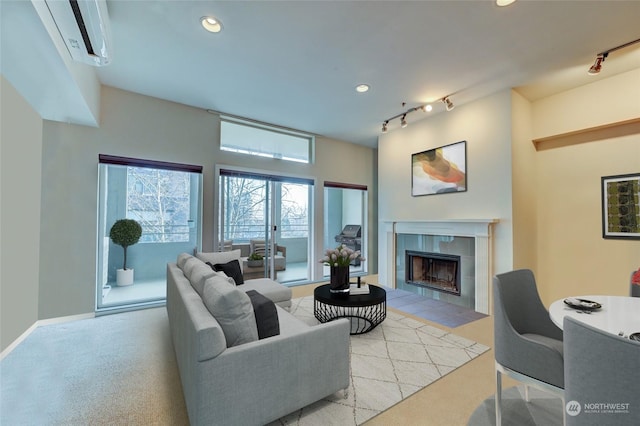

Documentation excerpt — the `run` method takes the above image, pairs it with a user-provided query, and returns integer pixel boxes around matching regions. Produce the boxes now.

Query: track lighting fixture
[380,99,454,133]
[587,38,640,75]
[442,96,454,111]
[588,53,607,75]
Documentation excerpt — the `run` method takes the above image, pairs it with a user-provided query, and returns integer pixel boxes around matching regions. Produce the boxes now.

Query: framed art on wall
[411,140,467,196]
[601,173,640,239]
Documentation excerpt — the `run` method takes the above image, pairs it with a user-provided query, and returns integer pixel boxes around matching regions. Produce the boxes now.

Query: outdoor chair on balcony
[249,239,286,271]
[218,239,233,252]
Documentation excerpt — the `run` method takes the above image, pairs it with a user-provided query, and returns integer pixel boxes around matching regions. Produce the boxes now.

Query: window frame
[219,116,314,164]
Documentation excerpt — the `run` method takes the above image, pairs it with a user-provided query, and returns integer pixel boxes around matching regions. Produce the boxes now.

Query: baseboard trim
[0,312,95,361]
[1,321,39,361]
[37,312,95,326]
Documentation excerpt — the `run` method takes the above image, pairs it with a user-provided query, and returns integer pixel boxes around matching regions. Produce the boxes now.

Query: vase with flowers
[319,244,365,294]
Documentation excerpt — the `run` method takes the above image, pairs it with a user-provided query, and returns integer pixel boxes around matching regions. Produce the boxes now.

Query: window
[126,167,192,243]
[279,183,309,238]
[97,155,203,311]
[219,173,311,242]
[220,117,313,164]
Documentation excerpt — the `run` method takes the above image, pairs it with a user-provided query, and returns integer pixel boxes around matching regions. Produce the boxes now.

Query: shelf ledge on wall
[532,117,640,151]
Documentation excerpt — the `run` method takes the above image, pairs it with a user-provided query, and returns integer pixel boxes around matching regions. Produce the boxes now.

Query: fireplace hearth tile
[384,287,487,328]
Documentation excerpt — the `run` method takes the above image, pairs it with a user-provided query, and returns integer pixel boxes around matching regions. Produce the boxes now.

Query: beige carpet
[0,307,189,425]
[1,299,488,425]
[271,297,490,425]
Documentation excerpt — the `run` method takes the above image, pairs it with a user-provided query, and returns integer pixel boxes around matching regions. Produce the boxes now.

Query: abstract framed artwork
[601,173,640,239]
[411,140,467,196]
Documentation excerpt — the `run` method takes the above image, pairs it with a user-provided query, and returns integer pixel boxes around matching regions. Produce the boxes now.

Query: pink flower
[319,244,365,267]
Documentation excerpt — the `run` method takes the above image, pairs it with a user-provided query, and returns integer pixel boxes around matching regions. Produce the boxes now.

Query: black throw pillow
[246,290,280,339]
[207,259,244,285]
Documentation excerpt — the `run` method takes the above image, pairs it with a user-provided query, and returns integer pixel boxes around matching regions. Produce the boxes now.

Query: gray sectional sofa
[166,252,351,426]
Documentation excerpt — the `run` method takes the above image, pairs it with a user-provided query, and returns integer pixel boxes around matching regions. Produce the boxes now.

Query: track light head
[401,114,408,128]
[420,104,433,113]
[443,97,454,111]
[382,121,388,133]
[588,53,607,75]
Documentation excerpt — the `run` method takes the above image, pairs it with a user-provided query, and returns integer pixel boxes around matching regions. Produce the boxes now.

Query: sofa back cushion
[196,249,241,265]
[177,252,193,269]
[202,275,259,347]
[182,256,202,278]
[188,263,221,296]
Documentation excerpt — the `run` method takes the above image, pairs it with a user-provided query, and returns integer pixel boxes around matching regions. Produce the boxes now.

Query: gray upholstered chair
[630,270,640,297]
[564,316,640,426]
[493,269,565,425]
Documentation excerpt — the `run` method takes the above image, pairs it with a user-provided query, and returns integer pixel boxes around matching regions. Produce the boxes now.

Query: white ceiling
[3,1,640,147]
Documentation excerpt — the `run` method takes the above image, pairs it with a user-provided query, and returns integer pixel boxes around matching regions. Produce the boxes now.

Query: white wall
[378,90,515,286]
[0,76,42,352]
[532,69,640,139]
[38,86,377,319]
[530,69,640,304]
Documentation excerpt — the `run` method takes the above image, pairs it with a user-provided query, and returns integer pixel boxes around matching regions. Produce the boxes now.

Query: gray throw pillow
[202,276,258,347]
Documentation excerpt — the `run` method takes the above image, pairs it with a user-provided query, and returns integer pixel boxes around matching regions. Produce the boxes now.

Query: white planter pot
[116,268,134,286]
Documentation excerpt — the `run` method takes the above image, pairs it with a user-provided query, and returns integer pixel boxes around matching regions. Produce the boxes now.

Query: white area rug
[270,297,490,425]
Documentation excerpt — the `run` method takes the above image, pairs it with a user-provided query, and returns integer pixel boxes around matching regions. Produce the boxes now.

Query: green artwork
[603,175,640,239]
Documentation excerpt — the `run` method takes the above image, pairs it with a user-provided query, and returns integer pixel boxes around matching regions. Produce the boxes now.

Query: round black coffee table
[314,284,386,335]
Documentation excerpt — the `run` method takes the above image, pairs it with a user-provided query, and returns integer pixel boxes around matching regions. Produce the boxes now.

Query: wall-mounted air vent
[44,0,112,66]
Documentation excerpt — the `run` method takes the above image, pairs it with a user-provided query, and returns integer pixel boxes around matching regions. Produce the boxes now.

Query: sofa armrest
[191,318,350,425]
[276,244,286,258]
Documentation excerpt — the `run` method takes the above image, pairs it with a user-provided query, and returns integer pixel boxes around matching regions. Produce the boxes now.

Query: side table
[314,284,386,335]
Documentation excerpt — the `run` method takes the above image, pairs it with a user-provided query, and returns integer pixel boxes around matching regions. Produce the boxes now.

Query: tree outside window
[126,167,191,243]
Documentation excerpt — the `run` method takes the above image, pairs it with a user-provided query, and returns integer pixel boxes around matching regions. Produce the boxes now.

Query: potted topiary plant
[247,252,264,268]
[109,218,142,286]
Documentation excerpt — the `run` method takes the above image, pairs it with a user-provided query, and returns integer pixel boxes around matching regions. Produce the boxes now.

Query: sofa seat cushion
[242,278,292,306]
[275,306,311,336]
[202,276,259,347]
[246,290,280,339]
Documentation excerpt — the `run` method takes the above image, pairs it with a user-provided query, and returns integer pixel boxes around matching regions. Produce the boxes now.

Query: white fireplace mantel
[379,219,498,314]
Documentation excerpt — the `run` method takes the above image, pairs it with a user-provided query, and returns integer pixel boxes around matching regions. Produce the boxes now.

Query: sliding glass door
[323,182,368,279]
[97,155,202,312]
[218,169,312,284]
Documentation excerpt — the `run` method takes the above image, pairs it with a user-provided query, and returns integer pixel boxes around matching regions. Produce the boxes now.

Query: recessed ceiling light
[496,0,516,6]
[201,16,223,33]
[355,84,370,93]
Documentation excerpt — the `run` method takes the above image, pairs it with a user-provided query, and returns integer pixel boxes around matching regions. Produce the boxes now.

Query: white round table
[549,295,640,336]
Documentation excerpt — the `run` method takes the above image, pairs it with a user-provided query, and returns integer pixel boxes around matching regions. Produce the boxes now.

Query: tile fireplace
[405,250,461,296]
[380,220,498,314]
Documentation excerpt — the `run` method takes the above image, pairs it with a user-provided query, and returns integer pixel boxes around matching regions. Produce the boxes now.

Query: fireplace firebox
[405,250,461,296]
